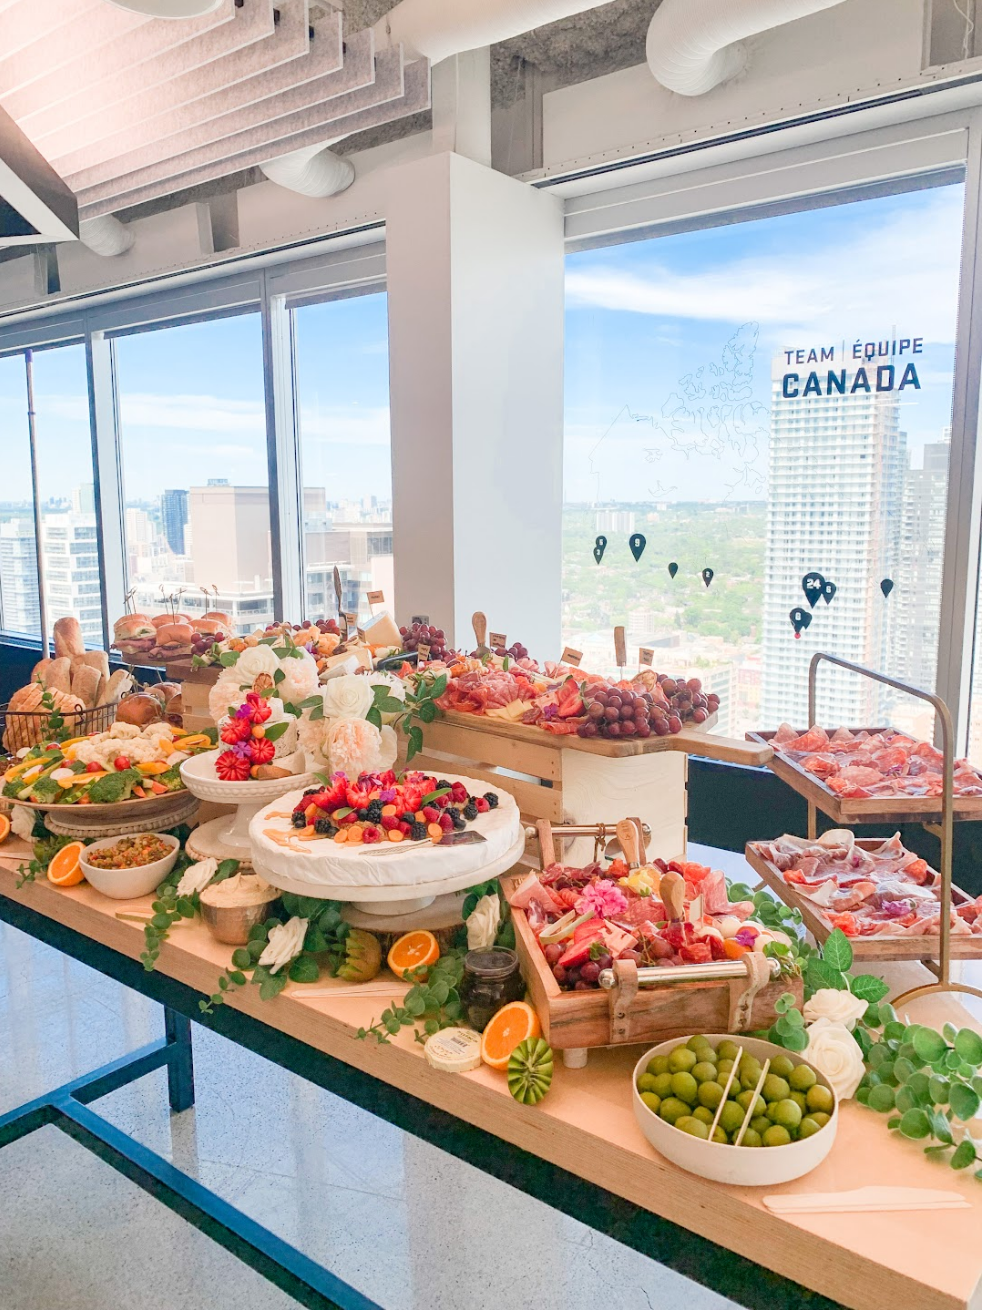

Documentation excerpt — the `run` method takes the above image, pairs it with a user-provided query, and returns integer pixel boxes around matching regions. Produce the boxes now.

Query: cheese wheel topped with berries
[249,769,521,891]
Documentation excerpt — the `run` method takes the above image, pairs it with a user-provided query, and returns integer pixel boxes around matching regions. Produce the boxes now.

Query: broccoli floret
[157,764,184,792]
[29,775,60,802]
[88,768,142,804]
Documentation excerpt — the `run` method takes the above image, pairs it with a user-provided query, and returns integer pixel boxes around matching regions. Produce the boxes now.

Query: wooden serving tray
[746,728,982,823]
[501,873,799,1052]
[745,838,982,962]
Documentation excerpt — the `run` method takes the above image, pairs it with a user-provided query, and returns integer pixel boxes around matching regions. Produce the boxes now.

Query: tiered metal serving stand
[752,651,982,1008]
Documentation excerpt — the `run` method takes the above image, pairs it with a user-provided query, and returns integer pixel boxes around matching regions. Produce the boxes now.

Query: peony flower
[803,1017,865,1100]
[235,643,281,682]
[377,725,398,770]
[297,713,331,770]
[466,894,502,950]
[321,675,373,721]
[575,881,629,920]
[276,649,319,706]
[258,917,308,974]
[209,669,246,722]
[176,857,218,897]
[803,988,869,1031]
[325,716,384,776]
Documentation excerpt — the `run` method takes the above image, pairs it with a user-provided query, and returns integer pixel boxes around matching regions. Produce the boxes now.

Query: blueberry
[356,808,369,821]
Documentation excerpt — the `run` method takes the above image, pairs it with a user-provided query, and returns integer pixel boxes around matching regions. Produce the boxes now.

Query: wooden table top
[2,837,981,1310]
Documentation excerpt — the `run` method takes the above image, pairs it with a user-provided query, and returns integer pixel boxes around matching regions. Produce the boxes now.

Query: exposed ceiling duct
[78,212,134,255]
[377,0,616,64]
[646,0,850,96]
[259,141,354,197]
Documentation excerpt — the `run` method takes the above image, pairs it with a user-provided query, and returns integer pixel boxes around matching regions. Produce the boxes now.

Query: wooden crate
[169,662,220,734]
[745,839,982,962]
[747,728,982,824]
[502,873,800,1053]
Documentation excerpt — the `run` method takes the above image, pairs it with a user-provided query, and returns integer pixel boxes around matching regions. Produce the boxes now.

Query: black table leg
[164,1006,194,1112]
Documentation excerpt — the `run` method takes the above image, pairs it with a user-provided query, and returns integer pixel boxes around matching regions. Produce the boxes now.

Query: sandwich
[113,614,156,657]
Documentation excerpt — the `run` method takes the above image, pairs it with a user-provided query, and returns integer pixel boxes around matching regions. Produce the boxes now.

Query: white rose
[10,805,37,842]
[258,917,308,974]
[803,1017,865,1101]
[466,894,501,950]
[321,674,373,721]
[176,857,218,897]
[236,643,281,682]
[803,987,869,1031]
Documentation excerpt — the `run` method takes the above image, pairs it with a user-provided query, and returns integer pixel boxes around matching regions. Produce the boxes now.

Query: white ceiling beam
[0,103,77,244]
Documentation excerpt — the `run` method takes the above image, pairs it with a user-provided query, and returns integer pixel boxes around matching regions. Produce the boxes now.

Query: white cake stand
[180,749,315,867]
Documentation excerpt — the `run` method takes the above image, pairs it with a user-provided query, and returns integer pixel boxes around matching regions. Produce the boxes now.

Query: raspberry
[422,806,439,824]
[398,821,412,835]
[435,792,451,808]
[362,826,381,844]
[380,815,399,831]
[450,782,468,803]
[474,796,490,813]
[438,812,453,832]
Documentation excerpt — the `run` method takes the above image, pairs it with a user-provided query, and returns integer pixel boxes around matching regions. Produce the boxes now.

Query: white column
[386,151,565,658]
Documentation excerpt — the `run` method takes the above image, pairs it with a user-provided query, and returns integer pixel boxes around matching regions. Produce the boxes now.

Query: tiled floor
[0,919,740,1310]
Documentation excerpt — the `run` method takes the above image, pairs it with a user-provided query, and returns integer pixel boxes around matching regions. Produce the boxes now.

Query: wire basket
[0,700,117,756]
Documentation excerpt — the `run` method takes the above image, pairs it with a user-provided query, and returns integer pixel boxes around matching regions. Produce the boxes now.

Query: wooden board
[747,729,982,823]
[745,839,982,962]
[3,842,982,1310]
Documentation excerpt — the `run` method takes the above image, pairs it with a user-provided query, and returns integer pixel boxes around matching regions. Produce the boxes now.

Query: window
[564,183,964,737]
[113,314,269,636]
[0,354,39,638]
[293,292,393,623]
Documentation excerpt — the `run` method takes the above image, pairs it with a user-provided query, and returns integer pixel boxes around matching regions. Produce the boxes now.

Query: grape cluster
[576,677,719,740]
[541,942,631,991]
[190,632,225,655]
[399,621,453,661]
[473,640,529,660]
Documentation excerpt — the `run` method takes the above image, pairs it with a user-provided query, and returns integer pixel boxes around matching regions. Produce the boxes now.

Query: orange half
[480,1001,541,1070]
[0,813,10,844]
[47,842,86,887]
[387,929,439,980]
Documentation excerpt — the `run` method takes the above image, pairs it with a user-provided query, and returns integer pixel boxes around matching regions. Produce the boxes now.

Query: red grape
[544,943,563,965]
[580,961,601,984]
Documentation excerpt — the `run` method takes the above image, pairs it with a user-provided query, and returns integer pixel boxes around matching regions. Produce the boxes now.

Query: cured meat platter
[745,833,982,961]
[746,725,982,823]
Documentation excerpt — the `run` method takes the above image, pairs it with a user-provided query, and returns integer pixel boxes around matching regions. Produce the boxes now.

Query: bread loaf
[97,668,134,706]
[74,650,110,684]
[53,616,85,659]
[70,664,101,709]
[3,683,85,752]
[32,656,72,695]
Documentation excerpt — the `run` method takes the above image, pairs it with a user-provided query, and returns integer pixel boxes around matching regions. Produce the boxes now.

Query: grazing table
[1,838,981,1310]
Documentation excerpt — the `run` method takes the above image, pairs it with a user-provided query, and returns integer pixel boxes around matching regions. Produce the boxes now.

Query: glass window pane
[293,292,393,623]
[114,314,269,637]
[564,183,964,736]
[31,344,104,648]
[0,355,39,638]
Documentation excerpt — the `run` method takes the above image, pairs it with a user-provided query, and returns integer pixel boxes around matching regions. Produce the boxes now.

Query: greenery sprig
[357,950,466,1045]
[141,855,239,972]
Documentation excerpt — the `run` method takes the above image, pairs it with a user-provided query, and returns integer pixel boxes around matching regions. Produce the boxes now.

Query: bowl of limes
[632,1033,838,1186]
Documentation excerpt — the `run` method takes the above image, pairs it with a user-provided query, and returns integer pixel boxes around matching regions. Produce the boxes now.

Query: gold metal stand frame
[807,652,982,1007]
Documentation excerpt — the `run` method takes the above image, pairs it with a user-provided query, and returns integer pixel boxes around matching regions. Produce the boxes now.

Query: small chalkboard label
[639,647,654,667]
[357,627,366,641]
[345,612,359,633]
[417,642,432,661]
[561,646,583,666]
[367,590,384,607]
[489,632,507,650]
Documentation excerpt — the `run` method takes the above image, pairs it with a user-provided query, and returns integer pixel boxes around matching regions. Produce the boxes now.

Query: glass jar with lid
[460,948,525,1031]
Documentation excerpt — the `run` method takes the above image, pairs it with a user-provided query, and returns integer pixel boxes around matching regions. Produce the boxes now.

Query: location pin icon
[629,533,646,562]
[822,580,837,605]
[701,567,714,588]
[880,578,894,598]
[667,562,679,579]
[802,572,825,609]
[593,535,607,565]
[790,606,812,639]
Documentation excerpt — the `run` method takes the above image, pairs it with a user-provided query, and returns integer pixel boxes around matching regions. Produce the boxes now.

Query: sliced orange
[387,929,440,980]
[0,812,10,844]
[47,841,86,887]
[480,1001,541,1070]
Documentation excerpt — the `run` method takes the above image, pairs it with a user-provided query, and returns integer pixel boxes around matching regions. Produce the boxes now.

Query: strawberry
[398,821,412,835]
[215,750,251,782]
[346,786,372,810]
[249,737,276,764]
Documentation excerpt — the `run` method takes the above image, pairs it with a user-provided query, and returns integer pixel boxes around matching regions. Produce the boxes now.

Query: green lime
[770,1054,795,1080]
[736,1089,765,1118]
[809,1111,831,1128]
[658,1096,690,1125]
[770,1098,802,1129]
[692,1061,718,1084]
[789,1063,817,1092]
[637,1073,659,1094]
[669,1047,697,1074]
[798,1116,823,1139]
[750,1115,772,1136]
[697,1080,724,1110]
[789,1090,808,1114]
[686,1035,708,1053]
[717,1040,740,1062]
[692,1105,714,1125]
[762,1074,791,1103]
[762,1124,792,1147]
[650,1072,674,1099]
[678,1117,710,1139]
[717,1059,734,1079]
[740,1128,763,1148]
[711,1126,728,1144]
[806,1085,834,1114]
[640,1092,662,1114]
[670,1071,699,1104]
[718,1101,745,1135]
[647,1055,671,1077]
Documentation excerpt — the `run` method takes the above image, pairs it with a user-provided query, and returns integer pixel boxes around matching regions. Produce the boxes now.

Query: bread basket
[0,700,118,754]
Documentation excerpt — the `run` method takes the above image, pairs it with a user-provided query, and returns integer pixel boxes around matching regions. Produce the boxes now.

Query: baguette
[53,616,85,660]
[97,668,134,706]
[70,664,102,709]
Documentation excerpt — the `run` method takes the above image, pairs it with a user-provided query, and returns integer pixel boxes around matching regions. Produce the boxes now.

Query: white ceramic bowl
[179,749,313,804]
[80,832,181,900]
[632,1033,838,1186]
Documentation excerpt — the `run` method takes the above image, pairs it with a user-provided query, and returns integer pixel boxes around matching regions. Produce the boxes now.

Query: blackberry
[447,806,461,823]
[401,811,416,824]
[451,813,466,831]
[410,821,428,842]
[291,812,307,828]
[303,788,318,797]
[356,808,369,821]
[462,803,478,821]
[483,792,499,808]
[314,818,336,836]
[436,779,451,790]
[365,800,383,824]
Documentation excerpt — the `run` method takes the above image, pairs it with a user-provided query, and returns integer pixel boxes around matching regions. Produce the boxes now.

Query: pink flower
[575,881,628,920]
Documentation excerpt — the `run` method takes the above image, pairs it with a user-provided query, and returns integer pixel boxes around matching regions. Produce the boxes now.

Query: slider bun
[154,623,194,645]
[151,613,191,629]
[202,611,232,628]
[114,614,155,640]
[194,618,226,637]
[115,693,165,727]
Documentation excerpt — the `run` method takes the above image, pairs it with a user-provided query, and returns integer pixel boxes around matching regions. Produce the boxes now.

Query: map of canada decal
[780,336,923,398]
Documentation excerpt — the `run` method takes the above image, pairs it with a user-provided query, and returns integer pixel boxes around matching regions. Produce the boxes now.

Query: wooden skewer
[708,1044,744,1141]
[287,984,408,999]
[734,1056,770,1147]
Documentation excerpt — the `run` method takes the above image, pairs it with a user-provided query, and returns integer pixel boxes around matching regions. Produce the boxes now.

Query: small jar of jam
[460,948,525,1031]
